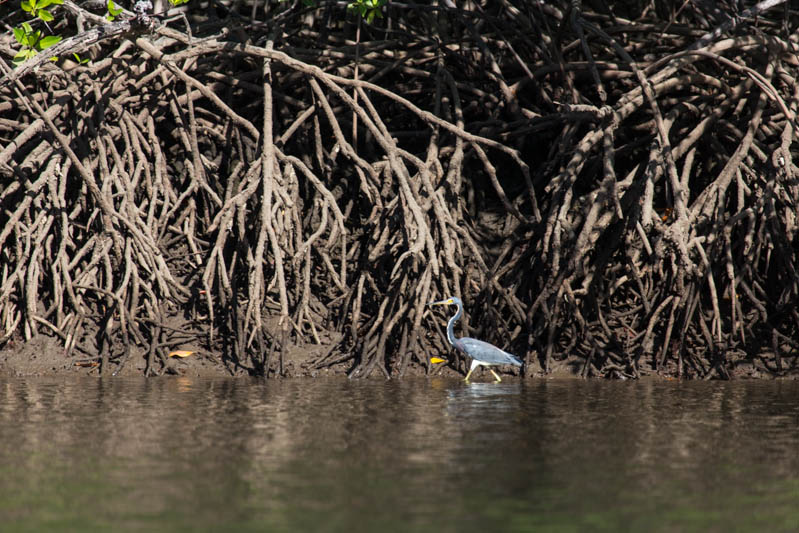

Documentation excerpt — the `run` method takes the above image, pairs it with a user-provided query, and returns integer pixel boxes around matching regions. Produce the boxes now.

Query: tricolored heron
[428,297,522,382]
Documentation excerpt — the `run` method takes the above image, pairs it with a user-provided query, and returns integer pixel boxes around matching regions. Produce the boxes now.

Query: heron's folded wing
[460,337,522,366]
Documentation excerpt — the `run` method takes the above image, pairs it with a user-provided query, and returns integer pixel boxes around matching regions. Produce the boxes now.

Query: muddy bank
[0,332,790,381]
[0,333,338,379]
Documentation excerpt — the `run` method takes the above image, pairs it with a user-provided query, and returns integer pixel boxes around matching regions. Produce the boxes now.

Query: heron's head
[428,296,462,307]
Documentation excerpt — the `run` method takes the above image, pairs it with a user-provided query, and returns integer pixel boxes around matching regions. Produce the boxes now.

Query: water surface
[0,377,797,532]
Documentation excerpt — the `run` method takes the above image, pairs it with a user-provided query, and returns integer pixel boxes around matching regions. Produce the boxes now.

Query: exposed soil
[0,330,787,381]
[0,327,345,378]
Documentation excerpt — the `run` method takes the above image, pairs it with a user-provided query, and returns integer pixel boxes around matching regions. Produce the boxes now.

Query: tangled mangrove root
[0,0,798,378]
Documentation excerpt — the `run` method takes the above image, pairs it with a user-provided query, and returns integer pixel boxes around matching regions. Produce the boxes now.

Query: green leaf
[22,22,33,33]
[107,0,122,16]
[39,35,62,49]
[38,9,54,21]
[12,27,25,44]
[21,1,33,12]
[24,31,40,47]
[13,48,37,66]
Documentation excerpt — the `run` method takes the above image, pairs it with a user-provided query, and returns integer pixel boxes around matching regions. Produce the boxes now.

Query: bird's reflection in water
[444,381,524,417]
[437,382,527,456]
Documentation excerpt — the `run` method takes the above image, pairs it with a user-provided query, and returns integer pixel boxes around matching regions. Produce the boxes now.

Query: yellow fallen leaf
[169,350,195,358]
[430,357,447,364]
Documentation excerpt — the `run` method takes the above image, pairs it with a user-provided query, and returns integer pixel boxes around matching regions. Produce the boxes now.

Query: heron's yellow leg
[489,369,502,382]
[464,368,474,382]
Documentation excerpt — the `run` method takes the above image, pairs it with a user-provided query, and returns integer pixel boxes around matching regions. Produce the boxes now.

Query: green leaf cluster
[12,0,64,66]
[347,0,386,24]
[11,0,194,68]
[20,0,63,22]
[12,21,62,66]
[106,0,123,21]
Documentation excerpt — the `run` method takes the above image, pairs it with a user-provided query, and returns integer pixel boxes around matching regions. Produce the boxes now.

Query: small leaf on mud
[169,350,195,358]
[430,357,447,364]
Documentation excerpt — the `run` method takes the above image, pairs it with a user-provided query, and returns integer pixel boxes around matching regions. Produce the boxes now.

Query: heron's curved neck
[446,303,462,345]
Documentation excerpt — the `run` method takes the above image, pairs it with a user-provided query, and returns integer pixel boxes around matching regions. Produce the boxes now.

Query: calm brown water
[0,376,797,532]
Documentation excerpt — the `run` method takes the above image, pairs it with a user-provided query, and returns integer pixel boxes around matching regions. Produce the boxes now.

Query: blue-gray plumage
[429,296,522,382]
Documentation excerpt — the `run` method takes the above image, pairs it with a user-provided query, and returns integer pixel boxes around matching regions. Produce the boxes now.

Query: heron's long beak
[428,298,454,306]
